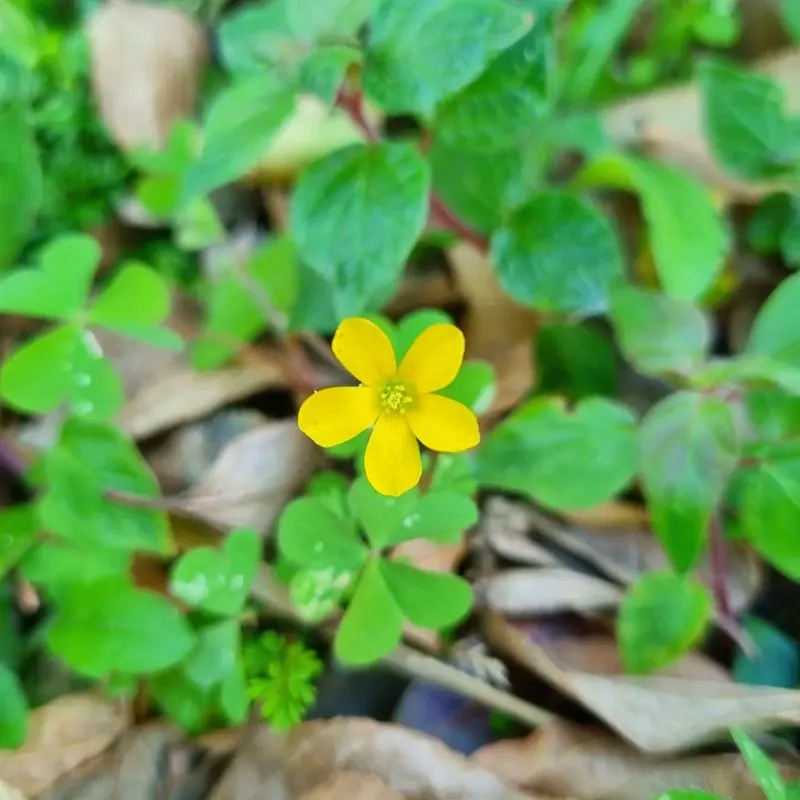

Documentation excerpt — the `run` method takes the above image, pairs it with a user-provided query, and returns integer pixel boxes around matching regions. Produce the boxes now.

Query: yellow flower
[298,317,480,497]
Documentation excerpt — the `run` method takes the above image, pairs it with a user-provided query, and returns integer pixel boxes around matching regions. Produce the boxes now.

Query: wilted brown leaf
[87,0,208,151]
[296,771,405,800]
[0,693,127,797]
[166,418,317,535]
[448,243,538,416]
[474,719,800,800]
[478,569,622,617]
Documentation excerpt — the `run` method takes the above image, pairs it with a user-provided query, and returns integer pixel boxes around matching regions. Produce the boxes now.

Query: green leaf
[477,397,637,509]
[747,273,800,367]
[734,616,799,689]
[290,141,430,316]
[150,668,208,733]
[578,154,729,302]
[0,504,37,579]
[278,497,366,570]
[439,361,497,415]
[491,191,624,314]
[436,24,552,150]
[290,566,354,622]
[48,579,194,678]
[184,620,239,688]
[699,60,800,181]
[0,663,27,749]
[783,0,800,41]
[746,390,800,441]
[348,478,419,550]
[89,262,171,329]
[693,356,800,397]
[0,325,124,420]
[379,559,472,628]
[535,322,616,400]
[182,76,296,203]
[394,490,479,545]
[618,572,712,674]
[300,45,362,104]
[335,558,403,665]
[0,0,37,67]
[175,197,225,251]
[639,392,739,572]
[393,309,453,359]
[364,0,531,115]
[38,419,170,554]
[0,234,100,320]
[429,453,477,495]
[23,541,131,595]
[306,470,350,517]
[217,0,295,74]
[740,440,800,579]
[0,103,41,269]
[748,193,800,268]
[731,727,787,800]
[609,284,711,376]
[287,0,372,40]
[170,528,261,616]
[220,657,249,724]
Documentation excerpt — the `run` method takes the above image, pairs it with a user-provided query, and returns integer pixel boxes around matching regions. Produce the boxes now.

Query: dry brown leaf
[167,418,317,535]
[448,243,538,416]
[560,501,649,531]
[478,569,623,617]
[296,771,405,800]
[0,693,127,797]
[0,782,26,800]
[486,614,800,754]
[474,719,800,800]
[87,0,207,151]
[211,719,524,800]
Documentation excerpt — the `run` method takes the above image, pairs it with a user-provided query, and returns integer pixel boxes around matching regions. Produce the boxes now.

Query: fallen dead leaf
[473,719,800,800]
[296,771,405,800]
[448,243,538,416]
[0,782,26,800]
[167,418,317,535]
[87,0,208,151]
[560,501,649,531]
[0,693,127,797]
[478,569,623,617]
[211,719,526,800]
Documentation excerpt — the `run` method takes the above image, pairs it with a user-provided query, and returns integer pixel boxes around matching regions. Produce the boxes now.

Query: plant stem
[709,514,731,619]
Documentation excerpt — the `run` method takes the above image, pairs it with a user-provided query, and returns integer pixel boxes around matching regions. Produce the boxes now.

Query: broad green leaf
[184,620,239,688]
[578,154,729,302]
[380,559,472,628]
[439,361,497,415]
[693,356,800,397]
[170,528,260,616]
[390,490,479,546]
[491,191,624,314]
[220,658,249,724]
[734,616,799,689]
[430,139,523,232]
[731,727,787,800]
[23,541,131,594]
[290,141,430,316]
[393,309,453,359]
[306,470,350,518]
[89,262,171,329]
[348,477,419,549]
[0,663,27,749]
[0,325,124,420]
[477,397,637,509]
[278,497,366,569]
[290,566,354,622]
[150,668,208,733]
[429,453,477,495]
[535,322,616,400]
[364,0,531,115]
[740,440,800,579]
[287,0,372,40]
[300,45,362,104]
[618,571,712,674]
[287,258,339,334]
[609,284,711,376]
[38,419,169,554]
[639,392,738,572]
[217,0,294,74]
[335,558,403,665]
[0,234,100,319]
[747,273,800,367]
[783,0,800,41]
[182,76,296,202]
[0,0,37,67]
[699,60,799,181]
[0,103,41,269]
[175,197,225,251]
[748,193,800,268]
[746,390,800,441]
[48,579,194,677]
[436,25,552,150]
[0,504,37,578]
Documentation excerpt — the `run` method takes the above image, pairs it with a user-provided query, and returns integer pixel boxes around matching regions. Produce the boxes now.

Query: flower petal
[332,317,396,386]
[398,323,464,393]
[407,393,480,452]
[298,386,378,448]
[364,414,421,497]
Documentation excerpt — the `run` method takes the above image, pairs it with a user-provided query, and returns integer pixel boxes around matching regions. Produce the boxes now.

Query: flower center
[379,380,415,414]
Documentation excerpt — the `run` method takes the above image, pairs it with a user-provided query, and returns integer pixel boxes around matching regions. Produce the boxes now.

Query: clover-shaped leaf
[290,566,356,622]
[348,478,420,549]
[170,528,261,616]
[89,261,171,329]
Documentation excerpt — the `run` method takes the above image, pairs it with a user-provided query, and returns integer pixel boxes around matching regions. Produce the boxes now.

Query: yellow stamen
[379,381,414,414]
